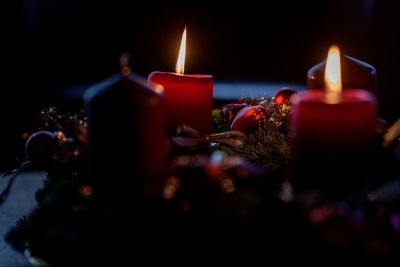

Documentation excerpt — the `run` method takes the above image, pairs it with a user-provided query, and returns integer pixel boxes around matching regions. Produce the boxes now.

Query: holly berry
[230,106,268,132]
[274,87,296,106]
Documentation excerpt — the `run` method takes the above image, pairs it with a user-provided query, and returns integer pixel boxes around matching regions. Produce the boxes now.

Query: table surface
[0,171,47,267]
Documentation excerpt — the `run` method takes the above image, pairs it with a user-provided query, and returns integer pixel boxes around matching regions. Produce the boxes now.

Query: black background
[1,0,400,168]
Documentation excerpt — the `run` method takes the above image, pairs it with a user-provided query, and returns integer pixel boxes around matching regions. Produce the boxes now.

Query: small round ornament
[25,131,67,167]
[230,106,268,132]
[221,103,248,124]
[273,87,296,106]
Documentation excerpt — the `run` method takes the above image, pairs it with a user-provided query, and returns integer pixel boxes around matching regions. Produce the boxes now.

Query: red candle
[84,69,169,194]
[307,54,377,94]
[290,46,377,194]
[148,27,213,135]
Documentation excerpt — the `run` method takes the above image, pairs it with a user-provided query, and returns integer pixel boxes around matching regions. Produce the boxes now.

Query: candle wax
[84,72,168,195]
[290,89,377,196]
[148,71,213,135]
[307,55,377,94]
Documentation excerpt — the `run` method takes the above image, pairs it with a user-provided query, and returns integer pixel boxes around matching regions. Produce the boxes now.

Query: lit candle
[290,46,377,195]
[148,27,213,135]
[307,51,377,94]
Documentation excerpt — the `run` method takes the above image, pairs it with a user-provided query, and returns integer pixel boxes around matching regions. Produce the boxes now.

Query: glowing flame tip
[175,27,187,74]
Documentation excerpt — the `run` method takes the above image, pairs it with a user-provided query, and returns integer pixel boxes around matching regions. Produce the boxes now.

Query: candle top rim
[84,72,163,103]
[149,71,213,79]
[308,55,376,77]
[295,89,377,104]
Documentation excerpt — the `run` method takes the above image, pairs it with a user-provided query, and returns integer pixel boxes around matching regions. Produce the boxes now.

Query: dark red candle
[291,46,377,195]
[291,89,377,160]
[84,71,168,195]
[148,27,213,135]
[307,54,377,94]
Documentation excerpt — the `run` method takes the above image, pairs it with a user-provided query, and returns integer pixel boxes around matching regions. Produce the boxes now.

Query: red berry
[230,106,268,132]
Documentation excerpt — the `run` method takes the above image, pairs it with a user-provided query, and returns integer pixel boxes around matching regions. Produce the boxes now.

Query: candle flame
[175,27,187,74]
[324,45,342,103]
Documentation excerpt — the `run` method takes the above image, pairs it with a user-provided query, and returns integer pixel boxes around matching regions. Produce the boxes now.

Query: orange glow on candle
[175,27,187,74]
[324,45,342,103]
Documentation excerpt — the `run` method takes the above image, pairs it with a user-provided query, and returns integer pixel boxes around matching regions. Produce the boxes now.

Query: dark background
[1,0,400,168]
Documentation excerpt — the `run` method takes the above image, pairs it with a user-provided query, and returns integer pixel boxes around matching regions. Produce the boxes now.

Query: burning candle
[307,52,377,94]
[148,27,213,135]
[290,46,377,196]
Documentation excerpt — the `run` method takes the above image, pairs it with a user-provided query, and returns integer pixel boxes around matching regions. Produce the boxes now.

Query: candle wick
[324,90,341,104]
[119,52,131,76]
[324,79,342,104]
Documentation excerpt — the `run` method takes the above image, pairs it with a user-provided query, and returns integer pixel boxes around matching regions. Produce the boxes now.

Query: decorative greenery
[5,107,90,266]
[211,96,292,169]
[6,96,400,265]
[35,106,87,145]
[213,129,290,169]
